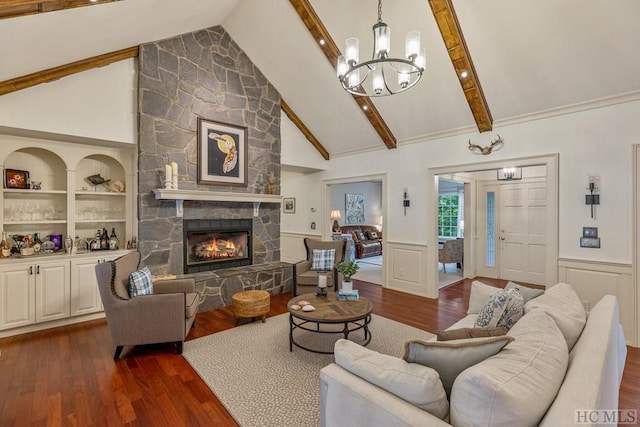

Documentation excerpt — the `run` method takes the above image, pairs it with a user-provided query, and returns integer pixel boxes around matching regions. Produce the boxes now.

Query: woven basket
[233,290,270,320]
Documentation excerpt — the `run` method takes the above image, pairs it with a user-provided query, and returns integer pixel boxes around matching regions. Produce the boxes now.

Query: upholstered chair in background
[438,239,464,273]
[293,238,346,296]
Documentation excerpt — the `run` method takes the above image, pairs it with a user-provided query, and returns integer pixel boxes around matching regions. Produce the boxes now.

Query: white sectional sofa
[319,284,627,427]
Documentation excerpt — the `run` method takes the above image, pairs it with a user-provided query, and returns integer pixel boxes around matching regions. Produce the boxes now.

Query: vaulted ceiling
[1,0,639,158]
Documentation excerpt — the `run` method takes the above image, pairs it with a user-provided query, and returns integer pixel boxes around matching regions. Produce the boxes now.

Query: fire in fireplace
[183,219,252,273]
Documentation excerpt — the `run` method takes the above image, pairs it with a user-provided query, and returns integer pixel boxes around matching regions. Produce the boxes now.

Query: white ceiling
[1,0,639,157]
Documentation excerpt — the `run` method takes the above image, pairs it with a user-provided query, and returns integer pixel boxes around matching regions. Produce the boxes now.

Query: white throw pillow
[467,280,501,314]
[524,282,586,351]
[403,336,513,397]
[450,309,569,427]
[334,339,449,420]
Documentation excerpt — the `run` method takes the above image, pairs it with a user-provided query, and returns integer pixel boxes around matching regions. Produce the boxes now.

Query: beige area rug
[183,312,434,427]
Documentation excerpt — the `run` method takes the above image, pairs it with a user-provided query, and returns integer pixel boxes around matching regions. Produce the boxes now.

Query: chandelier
[336,0,425,97]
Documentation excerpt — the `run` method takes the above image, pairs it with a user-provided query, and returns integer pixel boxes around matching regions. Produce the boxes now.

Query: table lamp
[330,210,342,233]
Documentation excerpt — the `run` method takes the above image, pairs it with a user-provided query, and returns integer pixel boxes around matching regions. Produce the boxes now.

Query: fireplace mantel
[152,188,282,217]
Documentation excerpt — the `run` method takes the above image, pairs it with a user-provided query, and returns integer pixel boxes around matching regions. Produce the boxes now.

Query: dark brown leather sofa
[339,225,382,259]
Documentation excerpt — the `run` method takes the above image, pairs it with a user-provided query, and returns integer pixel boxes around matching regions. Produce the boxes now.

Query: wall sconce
[497,167,522,181]
[403,189,410,216]
[586,177,600,219]
[330,210,341,233]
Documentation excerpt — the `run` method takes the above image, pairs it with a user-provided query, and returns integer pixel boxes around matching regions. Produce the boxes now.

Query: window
[486,192,496,267]
[438,195,459,237]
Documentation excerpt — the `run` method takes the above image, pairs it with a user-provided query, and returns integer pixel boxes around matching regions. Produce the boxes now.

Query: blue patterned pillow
[474,288,524,329]
[311,249,336,271]
[129,266,154,297]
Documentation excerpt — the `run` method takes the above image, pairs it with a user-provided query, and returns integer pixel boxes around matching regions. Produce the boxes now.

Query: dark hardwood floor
[0,278,638,426]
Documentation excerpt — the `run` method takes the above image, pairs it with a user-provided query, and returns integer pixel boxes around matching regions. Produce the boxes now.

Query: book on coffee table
[338,289,359,301]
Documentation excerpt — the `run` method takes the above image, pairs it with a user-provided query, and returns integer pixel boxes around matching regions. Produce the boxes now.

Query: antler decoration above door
[468,135,503,155]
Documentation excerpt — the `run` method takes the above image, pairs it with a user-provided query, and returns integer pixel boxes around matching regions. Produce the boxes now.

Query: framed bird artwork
[197,118,248,186]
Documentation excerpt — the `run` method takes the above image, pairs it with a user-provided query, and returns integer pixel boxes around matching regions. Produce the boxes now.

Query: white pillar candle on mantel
[171,162,178,176]
[318,275,327,288]
[165,164,172,183]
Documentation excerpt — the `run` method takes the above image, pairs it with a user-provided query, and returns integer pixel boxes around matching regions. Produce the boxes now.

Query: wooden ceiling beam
[428,0,493,132]
[0,0,119,20]
[289,0,397,150]
[0,46,138,96]
[281,99,330,160]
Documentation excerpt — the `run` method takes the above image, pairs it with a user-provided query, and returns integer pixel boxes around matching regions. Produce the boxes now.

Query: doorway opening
[322,173,388,286]
[426,155,559,299]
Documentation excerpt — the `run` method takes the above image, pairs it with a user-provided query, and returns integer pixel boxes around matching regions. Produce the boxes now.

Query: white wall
[0,59,137,144]
[317,101,640,264]
[280,168,323,235]
[329,181,382,227]
[281,113,327,170]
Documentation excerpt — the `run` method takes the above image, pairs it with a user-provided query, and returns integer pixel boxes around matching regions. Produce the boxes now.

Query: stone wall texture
[137,26,282,280]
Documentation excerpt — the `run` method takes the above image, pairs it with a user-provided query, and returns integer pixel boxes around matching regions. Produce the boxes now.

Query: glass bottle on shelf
[1,231,11,258]
[33,233,43,254]
[100,228,108,250]
[109,228,119,250]
[91,230,101,251]
[65,235,73,254]
[74,235,81,254]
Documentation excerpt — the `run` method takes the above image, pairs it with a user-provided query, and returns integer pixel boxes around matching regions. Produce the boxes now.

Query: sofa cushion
[467,280,501,314]
[129,266,154,297]
[524,282,586,351]
[505,280,544,304]
[450,309,569,427]
[403,336,513,397]
[311,248,335,271]
[334,339,449,419]
[437,327,508,341]
[475,288,524,329]
[366,230,379,240]
[354,229,366,241]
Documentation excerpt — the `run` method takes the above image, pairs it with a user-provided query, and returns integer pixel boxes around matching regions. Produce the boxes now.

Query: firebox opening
[183,219,253,274]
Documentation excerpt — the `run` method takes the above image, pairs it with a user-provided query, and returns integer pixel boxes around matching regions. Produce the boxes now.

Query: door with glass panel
[477,181,547,285]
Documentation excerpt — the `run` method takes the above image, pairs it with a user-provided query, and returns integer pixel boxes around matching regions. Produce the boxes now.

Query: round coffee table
[288,293,373,354]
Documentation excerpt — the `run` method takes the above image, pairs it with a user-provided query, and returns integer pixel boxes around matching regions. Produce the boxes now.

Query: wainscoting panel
[558,258,635,346]
[386,241,429,297]
[280,232,322,264]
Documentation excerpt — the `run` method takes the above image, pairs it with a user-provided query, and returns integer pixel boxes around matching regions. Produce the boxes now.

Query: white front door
[498,182,548,285]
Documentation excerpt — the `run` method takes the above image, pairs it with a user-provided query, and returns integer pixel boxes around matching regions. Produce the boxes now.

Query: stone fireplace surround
[136,25,293,311]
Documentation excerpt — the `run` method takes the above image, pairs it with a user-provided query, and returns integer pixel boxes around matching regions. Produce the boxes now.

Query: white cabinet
[0,258,70,329]
[70,253,122,316]
[35,260,70,322]
[0,262,35,329]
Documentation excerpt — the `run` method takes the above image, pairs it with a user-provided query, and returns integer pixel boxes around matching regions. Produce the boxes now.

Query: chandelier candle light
[337,0,425,96]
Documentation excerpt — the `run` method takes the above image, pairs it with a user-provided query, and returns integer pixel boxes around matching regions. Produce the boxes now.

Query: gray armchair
[293,238,346,296]
[438,239,464,273]
[95,252,199,359]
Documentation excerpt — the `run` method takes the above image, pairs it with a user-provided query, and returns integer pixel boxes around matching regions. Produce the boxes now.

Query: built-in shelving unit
[0,133,136,337]
[152,188,282,217]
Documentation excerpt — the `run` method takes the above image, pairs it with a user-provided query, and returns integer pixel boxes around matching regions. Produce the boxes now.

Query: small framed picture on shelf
[4,169,29,189]
[283,197,296,214]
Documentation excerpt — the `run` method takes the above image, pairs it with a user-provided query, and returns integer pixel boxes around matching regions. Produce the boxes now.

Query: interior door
[498,182,547,285]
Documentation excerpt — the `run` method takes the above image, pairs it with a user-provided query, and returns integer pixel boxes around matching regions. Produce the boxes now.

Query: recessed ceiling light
[319,39,325,45]
[362,105,368,111]
[460,70,468,78]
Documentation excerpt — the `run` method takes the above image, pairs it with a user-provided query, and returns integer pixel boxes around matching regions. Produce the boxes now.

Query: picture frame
[283,197,296,214]
[4,169,29,189]
[345,193,365,224]
[582,227,598,238]
[580,237,601,248]
[197,118,248,187]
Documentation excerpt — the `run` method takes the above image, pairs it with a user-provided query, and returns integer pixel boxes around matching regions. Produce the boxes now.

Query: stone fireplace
[183,218,252,273]
[136,25,293,309]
